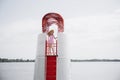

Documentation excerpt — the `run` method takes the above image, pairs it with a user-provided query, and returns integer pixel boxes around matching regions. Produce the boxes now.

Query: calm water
[0,62,120,80]
[0,62,34,80]
[71,62,120,80]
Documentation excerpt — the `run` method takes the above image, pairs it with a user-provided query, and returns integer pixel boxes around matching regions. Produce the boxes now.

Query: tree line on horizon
[1,58,120,62]
[71,59,120,62]
[0,58,35,62]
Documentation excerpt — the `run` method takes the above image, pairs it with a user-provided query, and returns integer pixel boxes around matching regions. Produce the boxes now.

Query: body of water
[71,62,120,80]
[0,62,120,80]
[0,62,34,80]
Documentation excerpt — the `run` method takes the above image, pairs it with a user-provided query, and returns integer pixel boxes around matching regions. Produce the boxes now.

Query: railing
[45,40,57,56]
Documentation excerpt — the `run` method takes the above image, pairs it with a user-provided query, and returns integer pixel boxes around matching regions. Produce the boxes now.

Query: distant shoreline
[71,59,120,62]
[1,58,120,62]
[0,58,35,62]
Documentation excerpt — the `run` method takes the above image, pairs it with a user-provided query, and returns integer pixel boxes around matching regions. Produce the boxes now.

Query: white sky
[0,0,120,59]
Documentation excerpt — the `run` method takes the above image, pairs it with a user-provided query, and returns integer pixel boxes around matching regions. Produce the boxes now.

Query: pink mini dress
[48,35,54,44]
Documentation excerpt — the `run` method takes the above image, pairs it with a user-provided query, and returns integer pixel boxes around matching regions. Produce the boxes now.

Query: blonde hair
[47,30,54,36]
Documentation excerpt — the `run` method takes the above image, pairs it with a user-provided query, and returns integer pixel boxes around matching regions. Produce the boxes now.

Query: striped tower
[34,13,69,80]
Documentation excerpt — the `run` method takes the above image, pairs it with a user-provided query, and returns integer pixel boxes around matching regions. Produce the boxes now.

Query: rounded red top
[42,13,64,33]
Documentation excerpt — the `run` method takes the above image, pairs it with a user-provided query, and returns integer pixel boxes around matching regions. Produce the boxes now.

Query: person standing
[47,30,56,55]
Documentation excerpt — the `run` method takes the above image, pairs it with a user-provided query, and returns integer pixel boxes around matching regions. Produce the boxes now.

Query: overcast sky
[0,0,120,59]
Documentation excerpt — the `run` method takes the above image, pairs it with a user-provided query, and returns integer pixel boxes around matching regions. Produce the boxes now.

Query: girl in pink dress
[47,30,56,55]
